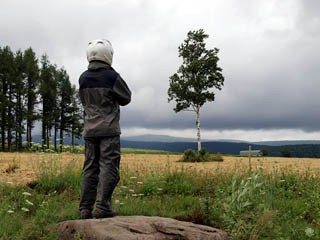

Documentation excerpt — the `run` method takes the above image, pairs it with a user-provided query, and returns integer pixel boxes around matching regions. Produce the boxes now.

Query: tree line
[0,45,83,152]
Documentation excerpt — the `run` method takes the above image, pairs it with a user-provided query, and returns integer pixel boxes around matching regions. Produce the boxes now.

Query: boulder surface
[56,216,228,240]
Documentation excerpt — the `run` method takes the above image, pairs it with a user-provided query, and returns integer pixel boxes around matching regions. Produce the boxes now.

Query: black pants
[79,135,120,212]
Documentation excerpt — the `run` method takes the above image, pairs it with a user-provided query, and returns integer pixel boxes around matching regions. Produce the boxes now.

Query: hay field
[1,152,320,185]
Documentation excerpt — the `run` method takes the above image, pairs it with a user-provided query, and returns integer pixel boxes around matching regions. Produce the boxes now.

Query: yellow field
[1,152,320,185]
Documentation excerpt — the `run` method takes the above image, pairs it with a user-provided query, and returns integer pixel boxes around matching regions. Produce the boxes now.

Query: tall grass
[0,154,82,239]
[31,154,82,194]
[121,148,181,155]
[0,153,320,239]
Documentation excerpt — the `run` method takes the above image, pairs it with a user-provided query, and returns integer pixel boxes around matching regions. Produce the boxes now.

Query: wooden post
[249,145,252,173]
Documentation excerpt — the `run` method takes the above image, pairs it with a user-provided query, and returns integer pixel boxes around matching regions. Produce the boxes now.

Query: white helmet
[86,39,114,65]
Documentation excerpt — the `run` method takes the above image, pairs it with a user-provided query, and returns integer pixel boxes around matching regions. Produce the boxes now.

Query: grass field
[1,152,320,239]
[1,152,320,185]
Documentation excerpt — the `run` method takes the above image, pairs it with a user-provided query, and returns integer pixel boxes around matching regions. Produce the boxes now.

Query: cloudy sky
[1,0,319,141]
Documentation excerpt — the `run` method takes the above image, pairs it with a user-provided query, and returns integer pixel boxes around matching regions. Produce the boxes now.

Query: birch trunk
[196,105,201,152]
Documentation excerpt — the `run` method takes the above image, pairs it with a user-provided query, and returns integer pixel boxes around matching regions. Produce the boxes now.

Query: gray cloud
[1,0,320,138]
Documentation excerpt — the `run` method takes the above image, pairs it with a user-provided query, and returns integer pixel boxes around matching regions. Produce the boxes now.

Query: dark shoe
[80,209,93,219]
[93,208,117,219]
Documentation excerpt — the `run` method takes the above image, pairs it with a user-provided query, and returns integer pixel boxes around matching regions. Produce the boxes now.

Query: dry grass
[1,152,320,185]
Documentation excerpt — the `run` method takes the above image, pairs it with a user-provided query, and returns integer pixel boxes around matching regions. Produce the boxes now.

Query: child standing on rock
[79,39,131,219]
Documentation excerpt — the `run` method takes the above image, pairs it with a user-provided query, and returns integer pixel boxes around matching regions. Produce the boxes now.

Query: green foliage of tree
[0,45,82,152]
[57,68,74,152]
[260,149,268,156]
[0,46,10,150]
[39,54,55,149]
[168,29,224,151]
[13,50,27,151]
[180,148,223,162]
[23,47,39,147]
[0,46,15,151]
[281,148,291,158]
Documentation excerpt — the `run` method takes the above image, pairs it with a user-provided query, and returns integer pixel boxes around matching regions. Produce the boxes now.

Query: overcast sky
[1,0,319,141]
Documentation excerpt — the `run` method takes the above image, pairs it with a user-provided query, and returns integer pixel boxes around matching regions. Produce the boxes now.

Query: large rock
[56,216,228,240]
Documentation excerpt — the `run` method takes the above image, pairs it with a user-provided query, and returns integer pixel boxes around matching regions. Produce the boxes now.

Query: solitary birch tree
[168,29,224,151]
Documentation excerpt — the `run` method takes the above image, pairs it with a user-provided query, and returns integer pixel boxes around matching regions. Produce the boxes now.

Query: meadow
[1,151,320,239]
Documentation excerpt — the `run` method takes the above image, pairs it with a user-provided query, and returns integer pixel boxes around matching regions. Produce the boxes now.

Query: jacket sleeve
[113,75,131,106]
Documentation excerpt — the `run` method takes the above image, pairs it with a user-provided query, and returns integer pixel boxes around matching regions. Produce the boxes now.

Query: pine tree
[58,68,73,152]
[23,48,39,148]
[0,47,6,151]
[39,54,56,149]
[1,45,81,152]
[53,67,62,151]
[14,50,27,151]
[46,64,58,149]
[0,46,7,151]
[0,46,15,151]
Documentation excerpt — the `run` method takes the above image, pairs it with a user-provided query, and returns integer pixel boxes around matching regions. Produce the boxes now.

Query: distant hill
[121,134,197,142]
[263,144,320,158]
[122,134,320,147]
[253,140,320,146]
[25,134,320,158]
[121,134,250,143]
[27,134,320,147]
[120,140,264,153]
[120,140,320,158]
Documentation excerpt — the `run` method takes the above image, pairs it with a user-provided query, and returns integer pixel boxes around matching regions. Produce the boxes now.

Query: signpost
[249,145,252,173]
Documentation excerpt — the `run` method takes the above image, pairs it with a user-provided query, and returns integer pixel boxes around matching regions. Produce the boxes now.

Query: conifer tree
[39,54,56,149]
[0,45,81,152]
[0,46,8,151]
[0,46,15,151]
[14,50,26,151]
[58,68,73,152]
[23,47,39,148]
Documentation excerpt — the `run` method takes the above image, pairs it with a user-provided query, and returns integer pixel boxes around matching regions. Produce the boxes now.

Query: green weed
[180,148,224,162]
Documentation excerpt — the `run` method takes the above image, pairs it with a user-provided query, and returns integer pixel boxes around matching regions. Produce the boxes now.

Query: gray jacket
[79,61,131,137]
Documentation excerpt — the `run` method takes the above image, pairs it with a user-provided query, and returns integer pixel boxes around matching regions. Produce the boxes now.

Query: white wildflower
[137,182,143,184]
[132,194,138,197]
[120,202,124,205]
[7,210,14,214]
[21,207,29,212]
[157,188,163,191]
[305,227,314,237]
[22,192,32,196]
[25,199,34,206]
[129,189,135,192]
[115,200,120,204]
[130,176,137,179]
